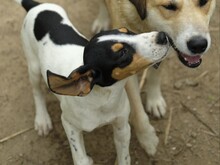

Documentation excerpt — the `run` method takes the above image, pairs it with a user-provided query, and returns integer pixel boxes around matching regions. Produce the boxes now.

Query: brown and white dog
[92,0,216,156]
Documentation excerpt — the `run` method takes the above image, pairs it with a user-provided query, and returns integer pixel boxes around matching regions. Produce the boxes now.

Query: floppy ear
[47,67,94,96]
[129,0,147,20]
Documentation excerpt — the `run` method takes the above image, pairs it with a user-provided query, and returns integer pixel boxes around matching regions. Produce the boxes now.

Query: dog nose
[156,32,167,45]
[187,36,208,54]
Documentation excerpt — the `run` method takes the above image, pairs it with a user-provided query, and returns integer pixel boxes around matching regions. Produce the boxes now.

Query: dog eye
[120,49,128,57]
[199,0,208,7]
[162,4,177,11]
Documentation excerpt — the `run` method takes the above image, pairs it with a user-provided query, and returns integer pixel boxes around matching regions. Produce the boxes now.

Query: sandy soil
[0,0,219,164]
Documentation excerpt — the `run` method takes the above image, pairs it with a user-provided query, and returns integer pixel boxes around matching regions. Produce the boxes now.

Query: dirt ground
[0,0,219,165]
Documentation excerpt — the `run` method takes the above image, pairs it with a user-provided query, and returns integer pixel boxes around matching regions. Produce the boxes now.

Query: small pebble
[191,132,197,138]
[186,143,192,148]
[172,147,176,150]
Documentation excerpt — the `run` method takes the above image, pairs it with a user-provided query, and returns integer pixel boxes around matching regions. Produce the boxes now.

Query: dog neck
[88,79,127,99]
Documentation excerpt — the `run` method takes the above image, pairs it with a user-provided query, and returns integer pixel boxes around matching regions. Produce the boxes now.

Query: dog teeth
[189,61,199,65]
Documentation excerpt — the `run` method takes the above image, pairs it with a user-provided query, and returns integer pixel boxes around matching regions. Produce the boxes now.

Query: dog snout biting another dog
[14,0,169,164]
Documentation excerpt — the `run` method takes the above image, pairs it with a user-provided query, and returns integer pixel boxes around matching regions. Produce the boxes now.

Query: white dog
[14,0,170,164]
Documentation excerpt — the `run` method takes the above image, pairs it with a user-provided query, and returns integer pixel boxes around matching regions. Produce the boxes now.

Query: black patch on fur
[83,40,135,87]
[129,0,147,20]
[162,3,177,11]
[34,10,88,46]
[199,0,208,7]
[21,0,40,12]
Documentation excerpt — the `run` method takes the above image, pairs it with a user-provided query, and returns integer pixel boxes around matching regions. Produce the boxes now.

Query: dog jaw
[112,53,152,80]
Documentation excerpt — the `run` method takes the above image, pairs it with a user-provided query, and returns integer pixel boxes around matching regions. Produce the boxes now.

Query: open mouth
[167,36,202,68]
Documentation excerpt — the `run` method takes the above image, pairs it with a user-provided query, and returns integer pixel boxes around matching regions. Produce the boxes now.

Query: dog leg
[126,76,159,156]
[27,61,53,136]
[22,38,52,136]
[92,0,110,34]
[62,116,93,165]
[145,66,166,118]
[112,114,131,165]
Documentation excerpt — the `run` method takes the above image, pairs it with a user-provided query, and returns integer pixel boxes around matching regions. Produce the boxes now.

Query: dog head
[129,0,216,68]
[47,28,170,96]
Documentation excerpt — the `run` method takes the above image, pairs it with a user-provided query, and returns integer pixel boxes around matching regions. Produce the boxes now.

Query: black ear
[47,66,94,96]
[129,0,147,20]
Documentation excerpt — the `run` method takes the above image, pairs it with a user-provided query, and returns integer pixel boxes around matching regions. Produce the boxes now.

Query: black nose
[187,36,208,54]
[156,32,167,45]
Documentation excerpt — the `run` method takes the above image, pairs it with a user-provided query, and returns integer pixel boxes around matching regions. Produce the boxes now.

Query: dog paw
[136,125,159,156]
[87,157,93,165]
[91,17,110,34]
[146,93,166,118]
[77,156,93,165]
[34,113,53,136]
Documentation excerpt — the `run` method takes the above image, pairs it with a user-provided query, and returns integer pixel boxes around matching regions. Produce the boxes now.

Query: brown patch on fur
[112,53,152,80]
[111,43,124,52]
[200,0,214,15]
[47,70,93,96]
[129,0,147,20]
[118,27,128,33]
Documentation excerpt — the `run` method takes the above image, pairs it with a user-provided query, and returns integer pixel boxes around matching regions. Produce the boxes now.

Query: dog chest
[59,86,129,132]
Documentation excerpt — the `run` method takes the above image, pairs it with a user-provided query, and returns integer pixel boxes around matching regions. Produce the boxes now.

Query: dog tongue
[182,54,201,64]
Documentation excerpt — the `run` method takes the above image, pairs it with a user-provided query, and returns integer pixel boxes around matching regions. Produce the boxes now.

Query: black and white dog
[14,0,169,164]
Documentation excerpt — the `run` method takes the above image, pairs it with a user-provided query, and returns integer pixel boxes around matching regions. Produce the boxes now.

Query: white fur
[16,1,170,164]
[98,32,168,61]
[92,0,110,34]
[15,0,22,4]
